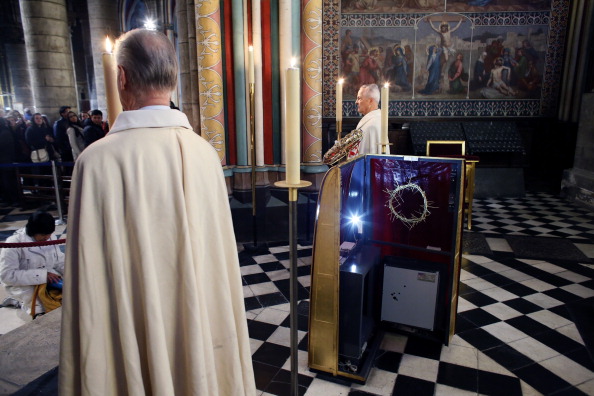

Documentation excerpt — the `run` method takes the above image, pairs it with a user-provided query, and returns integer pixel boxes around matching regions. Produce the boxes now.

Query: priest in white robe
[59,28,256,396]
[348,84,390,159]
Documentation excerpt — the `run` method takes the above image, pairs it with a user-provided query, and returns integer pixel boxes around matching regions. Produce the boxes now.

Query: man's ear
[117,65,127,91]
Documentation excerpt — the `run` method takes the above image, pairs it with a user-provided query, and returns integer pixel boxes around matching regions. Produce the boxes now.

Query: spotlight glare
[144,19,157,30]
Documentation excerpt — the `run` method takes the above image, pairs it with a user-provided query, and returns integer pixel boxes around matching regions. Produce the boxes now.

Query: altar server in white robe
[59,28,256,396]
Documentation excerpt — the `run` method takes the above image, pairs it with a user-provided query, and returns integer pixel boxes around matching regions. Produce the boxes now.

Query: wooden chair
[426,141,478,230]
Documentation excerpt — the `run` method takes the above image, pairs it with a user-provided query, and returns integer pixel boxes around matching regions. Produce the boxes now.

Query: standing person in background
[82,109,106,147]
[25,113,55,158]
[6,114,31,164]
[59,28,256,396]
[25,113,56,186]
[0,118,19,206]
[65,112,86,161]
[53,106,73,163]
[347,83,390,159]
[79,111,90,126]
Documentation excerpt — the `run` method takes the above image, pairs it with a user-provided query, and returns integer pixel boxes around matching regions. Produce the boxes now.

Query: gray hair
[114,29,178,94]
[360,84,380,104]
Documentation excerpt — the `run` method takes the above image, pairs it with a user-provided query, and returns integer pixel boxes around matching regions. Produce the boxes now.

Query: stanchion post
[50,161,65,225]
[274,179,311,396]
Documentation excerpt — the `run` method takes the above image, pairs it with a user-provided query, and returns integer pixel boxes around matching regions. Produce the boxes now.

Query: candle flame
[384,82,390,88]
[338,78,344,84]
[105,37,113,54]
[290,57,296,68]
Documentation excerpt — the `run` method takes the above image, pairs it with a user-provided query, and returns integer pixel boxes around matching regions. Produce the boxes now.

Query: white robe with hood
[59,109,256,396]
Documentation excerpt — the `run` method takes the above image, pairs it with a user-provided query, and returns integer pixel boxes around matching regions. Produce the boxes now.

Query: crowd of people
[0,107,109,207]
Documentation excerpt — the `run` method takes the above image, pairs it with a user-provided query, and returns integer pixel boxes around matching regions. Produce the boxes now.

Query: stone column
[4,43,34,110]
[86,0,120,117]
[195,0,227,163]
[19,0,78,122]
[177,0,200,130]
[561,93,594,209]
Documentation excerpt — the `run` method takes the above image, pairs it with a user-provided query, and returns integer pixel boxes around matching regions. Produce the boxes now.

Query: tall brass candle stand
[380,142,392,155]
[274,179,311,396]
[336,119,342,142]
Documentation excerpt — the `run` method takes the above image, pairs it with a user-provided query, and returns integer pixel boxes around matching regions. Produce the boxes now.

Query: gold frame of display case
[308,155,465,382]
[307,165,342,377]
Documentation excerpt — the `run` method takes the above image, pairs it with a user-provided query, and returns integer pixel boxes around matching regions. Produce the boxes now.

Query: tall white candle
[336,78,343,124]
[381,82,389,146]
[248,46,255,85]
[102,37,122,128]
[286,59,300,185]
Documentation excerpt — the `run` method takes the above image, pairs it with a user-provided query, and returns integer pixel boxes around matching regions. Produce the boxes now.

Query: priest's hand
[47,272,62,284]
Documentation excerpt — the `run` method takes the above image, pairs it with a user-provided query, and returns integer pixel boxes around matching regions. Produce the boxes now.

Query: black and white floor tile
[239,192,594,396]
[1,193,593,395]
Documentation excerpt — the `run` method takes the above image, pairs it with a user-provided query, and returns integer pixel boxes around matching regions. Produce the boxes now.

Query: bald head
[114,29,178,96]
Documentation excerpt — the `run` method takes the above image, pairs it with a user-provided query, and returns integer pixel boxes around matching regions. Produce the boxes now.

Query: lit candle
[285,58,300,185]
[336,78,343,124]
[102,37,122,128]
[381,82,389,146]
[248,46,255,85]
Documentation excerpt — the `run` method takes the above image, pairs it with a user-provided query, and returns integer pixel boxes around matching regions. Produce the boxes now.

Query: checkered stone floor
[471,192,594,239]
[240,192,594,396]
[1,193,593,395]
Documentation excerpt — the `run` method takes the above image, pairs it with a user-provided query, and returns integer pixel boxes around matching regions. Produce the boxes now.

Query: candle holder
[379,142,393,155]
[274,179,311,396]
[244,82,268,253]
[336,119,342,142]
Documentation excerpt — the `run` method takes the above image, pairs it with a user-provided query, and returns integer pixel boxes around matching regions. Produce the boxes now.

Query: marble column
[4,43,34,110]
[19,0,78,122]
[86,0,120,117]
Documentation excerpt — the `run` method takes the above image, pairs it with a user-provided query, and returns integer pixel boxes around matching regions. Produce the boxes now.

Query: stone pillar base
[561,168,594,209]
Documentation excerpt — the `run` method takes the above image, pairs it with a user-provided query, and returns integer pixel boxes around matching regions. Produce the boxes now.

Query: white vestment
[59,109,256,396]
[348,109,390,159]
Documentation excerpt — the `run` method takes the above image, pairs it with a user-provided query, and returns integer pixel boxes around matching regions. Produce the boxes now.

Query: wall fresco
[323,0,568,117]
[340,0,552,14]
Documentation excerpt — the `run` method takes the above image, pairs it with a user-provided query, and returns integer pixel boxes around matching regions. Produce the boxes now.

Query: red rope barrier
[0,239,66,248]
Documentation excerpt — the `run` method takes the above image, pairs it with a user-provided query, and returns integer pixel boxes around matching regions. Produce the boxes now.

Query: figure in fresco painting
[471,51,488,90]
[404,45,414,85]
[418,45,443,95]
[383,46,395,80]
[352,0,377,11]
[518,59,542,93]
[484,39,504,74]
[448,53,467,94]
[487,57,516,96]
[521,39,539,63]
[359,48,381,85]
[429,18,464,62]
[502,48,519,85]
[346,47,361,93]
[514,48,529,83]
[389,46,412,92]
